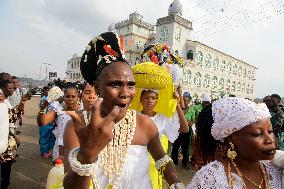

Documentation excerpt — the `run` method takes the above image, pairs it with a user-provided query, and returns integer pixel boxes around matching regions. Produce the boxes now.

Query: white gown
[186,160,282,189]
[150,113,180,142]
[94,145,152,189]
[49,101,71,160]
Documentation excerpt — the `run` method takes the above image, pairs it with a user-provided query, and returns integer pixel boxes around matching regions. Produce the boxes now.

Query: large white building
[66,0,257,99]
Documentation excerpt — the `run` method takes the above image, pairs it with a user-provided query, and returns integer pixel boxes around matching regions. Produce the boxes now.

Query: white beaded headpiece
[211,97,271,141]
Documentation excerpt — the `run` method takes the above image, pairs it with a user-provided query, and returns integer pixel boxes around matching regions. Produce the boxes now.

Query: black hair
[0,80,12,88]
[195,104,225,163]
[271,94,281,101]
[64,83,79,94]
[11,76,18,80]
[140,90,158,100]
[43,86,51,91]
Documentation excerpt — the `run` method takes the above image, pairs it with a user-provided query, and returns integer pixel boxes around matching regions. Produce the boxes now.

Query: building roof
[168,0,182,16]
[187,40,257,69]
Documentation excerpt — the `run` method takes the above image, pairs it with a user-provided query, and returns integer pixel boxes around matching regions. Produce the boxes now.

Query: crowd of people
[1,31,284,189]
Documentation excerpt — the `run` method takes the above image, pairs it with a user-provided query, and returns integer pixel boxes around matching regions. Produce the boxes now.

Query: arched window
[238,66,243,77]
[196,51,203,66]
[247,70,251,80]
[243,68,247,78]
[205,54,212,68]
[233,64,238,75]
[226,79,231,93]
[242,83,246,93]
[220,60,226,72]
[246,84,250,94]
[227,62,232,74]
[194,72,202,87]
[212,76,218,89]
[231,81,236,92]
[213,58,219,70]
[237,82,241,92]
[203,74,210,88]
[187,50,193,60]
[183,68,191,85]
[219,78,224,90]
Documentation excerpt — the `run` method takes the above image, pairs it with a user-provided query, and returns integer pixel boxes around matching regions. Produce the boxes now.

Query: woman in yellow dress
[130,43,188,188]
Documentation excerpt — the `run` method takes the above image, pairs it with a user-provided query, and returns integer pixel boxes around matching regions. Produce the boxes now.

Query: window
[243,68,247,78]
[212,76,218,89]
[205,54,212,68]
[187,50,193,60]
[220,60,226,72]
[227,62,232,74]
[242,83,246,93]
[213,58,219,70]
[233,64,238,75]
[246,84,250,94]
[231,81,236,92]
[251,85,254,94]
[219,78,224,90]
[196,51,203,65]
[247,70,251,80]
[183,68,191,85]
[194,72,202,87]
[203,74,210,88]
[237,82,241,92]
[226,79,231,93]
[238,66,243,77]
[160,26,169,41]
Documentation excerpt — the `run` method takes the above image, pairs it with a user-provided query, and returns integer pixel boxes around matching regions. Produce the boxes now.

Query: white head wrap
[211,97,271,141]
[202,93,211,102]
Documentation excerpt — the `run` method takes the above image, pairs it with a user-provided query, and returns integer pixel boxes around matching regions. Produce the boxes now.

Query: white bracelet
[68,147,98,176]
[169,183,185,189]
[155,154,173,170]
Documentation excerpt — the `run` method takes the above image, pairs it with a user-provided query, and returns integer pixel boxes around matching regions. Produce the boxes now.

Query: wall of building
[182,41,256,99]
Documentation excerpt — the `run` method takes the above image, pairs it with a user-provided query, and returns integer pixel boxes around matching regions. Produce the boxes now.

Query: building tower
[155,0,192,57]
[114,11,155,65]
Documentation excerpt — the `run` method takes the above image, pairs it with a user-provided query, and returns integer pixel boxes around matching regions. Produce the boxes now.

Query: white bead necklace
[91,110,136,189]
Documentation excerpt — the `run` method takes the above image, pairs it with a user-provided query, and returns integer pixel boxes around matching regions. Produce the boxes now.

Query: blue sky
[0,0,283,98]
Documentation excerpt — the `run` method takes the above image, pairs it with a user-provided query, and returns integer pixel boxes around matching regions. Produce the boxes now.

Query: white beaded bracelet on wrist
[155,154,173,170]
[169,183,186,189]
[68,147,98,176]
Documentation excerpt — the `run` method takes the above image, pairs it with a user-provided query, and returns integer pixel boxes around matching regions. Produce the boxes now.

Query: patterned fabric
[0,135,17,163]
[39,96,55,155]
[186,160,282,189]
[211,97,271,141]
[270,108,284,138]
[80,32,127,84]
[8,107,24,123]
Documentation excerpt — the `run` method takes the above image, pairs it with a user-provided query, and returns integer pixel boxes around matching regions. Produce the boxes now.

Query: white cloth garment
[1,92,16,133]
[52,112,71,160]
[211,97,271,141]
[271,150,284,189]
[186,160,282,189]
[48,101,65,160]
[8,88,21,108]
[94,145,152,189]
[0,103,9,153]
[150,113,180,142]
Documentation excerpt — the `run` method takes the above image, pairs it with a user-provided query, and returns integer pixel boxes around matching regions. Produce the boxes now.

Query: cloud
[0,0,283,97]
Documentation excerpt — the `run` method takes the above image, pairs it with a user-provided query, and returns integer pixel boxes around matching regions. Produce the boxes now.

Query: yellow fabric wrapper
[149,134,169,189]
[130,62,177,118]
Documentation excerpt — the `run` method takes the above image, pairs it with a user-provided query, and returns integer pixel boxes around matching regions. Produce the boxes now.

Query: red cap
[55,159,63,165]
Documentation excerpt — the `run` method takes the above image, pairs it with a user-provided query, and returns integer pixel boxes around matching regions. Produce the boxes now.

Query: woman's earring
[227,142,237,160]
